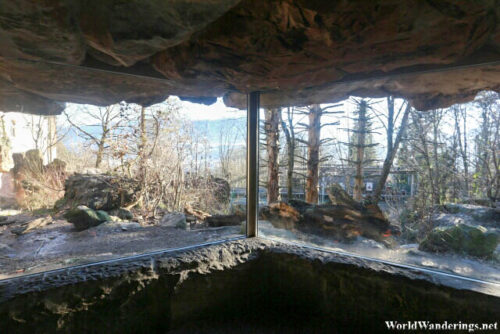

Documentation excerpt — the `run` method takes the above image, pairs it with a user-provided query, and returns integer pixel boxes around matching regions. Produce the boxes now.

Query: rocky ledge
[0,0,499,113]
[0,238,499,333]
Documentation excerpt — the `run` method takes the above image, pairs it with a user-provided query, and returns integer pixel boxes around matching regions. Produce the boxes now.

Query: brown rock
[0,0,499,112]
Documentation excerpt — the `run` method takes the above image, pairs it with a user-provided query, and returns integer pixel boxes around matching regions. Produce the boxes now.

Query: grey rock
[159,212,186,229]
[64,205,110,230]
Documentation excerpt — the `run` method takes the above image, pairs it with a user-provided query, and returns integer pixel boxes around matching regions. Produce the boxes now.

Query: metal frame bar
[246,91,260,237]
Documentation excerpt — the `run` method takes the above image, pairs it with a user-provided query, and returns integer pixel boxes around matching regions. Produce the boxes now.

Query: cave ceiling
[0,0,499,114]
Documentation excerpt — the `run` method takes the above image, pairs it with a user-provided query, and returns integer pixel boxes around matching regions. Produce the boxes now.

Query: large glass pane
[0,64,246,278]
[258,92,499,283]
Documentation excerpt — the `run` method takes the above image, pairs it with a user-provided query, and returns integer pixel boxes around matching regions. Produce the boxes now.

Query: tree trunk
[373,102,411,202]
[264,108,280,203]
[412,111,438,205]
[306,104,321,204]
[353,101,367,202]
[95,135,106,168]
[281,107,295,202]
[431,112,441,204]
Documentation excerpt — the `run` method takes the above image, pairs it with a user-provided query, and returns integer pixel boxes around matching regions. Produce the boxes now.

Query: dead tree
[64,105,124,168]
[296,104,341,203]
[280,107,296,201]
[372,97,412,202]
[452,105,469,197]
[263,108,280,203]
[341,99,378,202]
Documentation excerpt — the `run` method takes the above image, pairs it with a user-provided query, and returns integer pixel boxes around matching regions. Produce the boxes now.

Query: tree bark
[264,108,280,203]
[281,107,295,202]
[306,104,321,204]
[373,101,411,202]
[353,101,367,202]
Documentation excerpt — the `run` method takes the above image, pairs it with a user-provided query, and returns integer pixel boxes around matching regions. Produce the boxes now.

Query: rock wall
[0,0,499,112]
[0,239,498,333]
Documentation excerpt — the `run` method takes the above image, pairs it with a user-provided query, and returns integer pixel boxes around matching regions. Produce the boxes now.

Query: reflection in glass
[258,93,500,284]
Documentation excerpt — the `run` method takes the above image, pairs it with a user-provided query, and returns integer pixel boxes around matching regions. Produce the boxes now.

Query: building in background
[0,112,57,205]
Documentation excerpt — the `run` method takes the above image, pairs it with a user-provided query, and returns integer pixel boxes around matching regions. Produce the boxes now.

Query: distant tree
[64,104,125,168]
[342,99,378,201]
[371,97,411,202]
[473,91,499,201]
[280,107,296,201]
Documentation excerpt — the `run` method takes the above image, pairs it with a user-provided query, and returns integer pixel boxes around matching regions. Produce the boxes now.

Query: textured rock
[419,224,499,258]
[64,205,111,230]
[159,212,187,228]
[0,0,499,113]
[0,239,498,333]
[62,173,140,211]
[108,208,134,221]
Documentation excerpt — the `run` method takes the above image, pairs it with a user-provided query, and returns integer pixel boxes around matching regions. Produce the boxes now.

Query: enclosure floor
[0,214,242,279]
[259,221,500,284]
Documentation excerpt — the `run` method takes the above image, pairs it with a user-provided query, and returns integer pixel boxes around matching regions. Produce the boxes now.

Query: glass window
[258,92,499,284]
[0,65,246,278]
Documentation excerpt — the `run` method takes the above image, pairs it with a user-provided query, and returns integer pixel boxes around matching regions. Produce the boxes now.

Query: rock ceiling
[0,0,499,114]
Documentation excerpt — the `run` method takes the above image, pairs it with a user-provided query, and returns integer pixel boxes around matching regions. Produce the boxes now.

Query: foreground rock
[64,205,111,230]
[61,173,140,211]
[419,224,499,258]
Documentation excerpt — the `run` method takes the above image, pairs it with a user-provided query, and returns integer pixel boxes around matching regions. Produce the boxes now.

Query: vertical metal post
[246,91,259,237]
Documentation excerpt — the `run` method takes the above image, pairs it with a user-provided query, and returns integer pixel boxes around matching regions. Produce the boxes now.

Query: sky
[55,92,487,159]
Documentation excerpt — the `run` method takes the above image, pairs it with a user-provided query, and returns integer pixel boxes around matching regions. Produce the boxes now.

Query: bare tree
[263,108,280,203]
[372,97,411,202]
[296,104,341,203]
[452,105,469,197]
[64,105,124,168]
[280,107,296,201]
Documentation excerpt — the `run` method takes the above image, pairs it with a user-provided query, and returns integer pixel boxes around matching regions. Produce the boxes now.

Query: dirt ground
[1,210,499,284]
[0,212,242,279]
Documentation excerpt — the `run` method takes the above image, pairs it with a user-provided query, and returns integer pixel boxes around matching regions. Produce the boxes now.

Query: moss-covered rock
[419,224,499,258]
[64,205,110,230]
[108,208,134,220]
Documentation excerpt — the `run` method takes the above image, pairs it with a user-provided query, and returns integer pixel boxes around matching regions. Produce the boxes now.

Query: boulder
[419,224,499,258]
[206,214,245,227]
[64,205,111,230]
[62,173,140,211]
[159,213,187,229]
[108,208,134,221]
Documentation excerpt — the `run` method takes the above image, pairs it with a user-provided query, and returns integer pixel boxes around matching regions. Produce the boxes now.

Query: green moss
[419,224,499,258]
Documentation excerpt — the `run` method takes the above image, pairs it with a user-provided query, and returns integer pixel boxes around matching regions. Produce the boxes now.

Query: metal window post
[246,91,259,237]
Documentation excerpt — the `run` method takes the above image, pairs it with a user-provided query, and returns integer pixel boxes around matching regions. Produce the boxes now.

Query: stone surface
[62,173,140,211]
[419,224,499,258]
[0,1,499,113]
[0,239,498,333]
[64,205,111,230]
[108,208,134,221]
[159,212,187,229]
